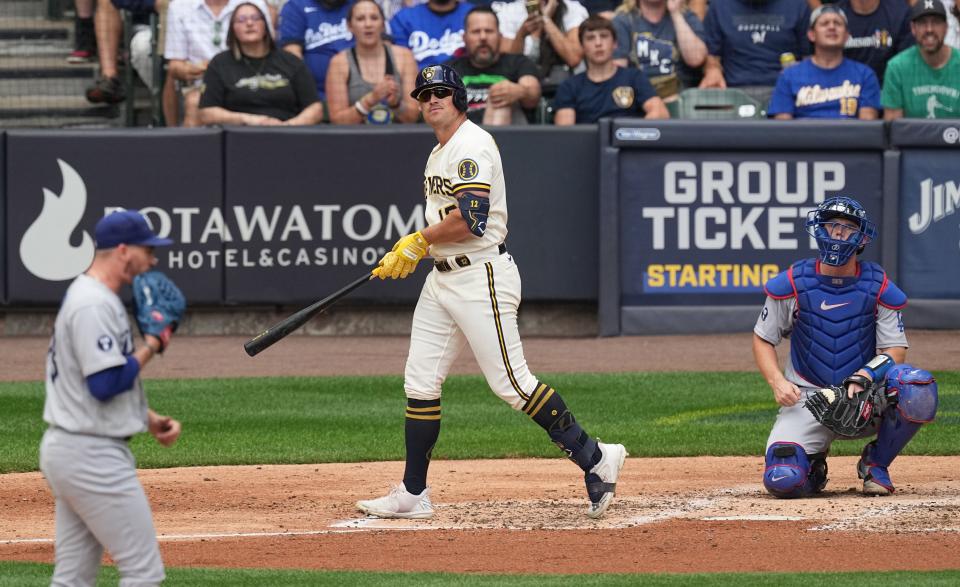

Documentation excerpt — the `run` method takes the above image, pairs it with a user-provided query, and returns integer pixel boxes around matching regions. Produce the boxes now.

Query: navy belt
[434,243,506,272]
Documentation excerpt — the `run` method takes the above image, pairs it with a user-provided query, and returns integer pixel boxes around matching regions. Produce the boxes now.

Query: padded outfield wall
[1,121,958,333]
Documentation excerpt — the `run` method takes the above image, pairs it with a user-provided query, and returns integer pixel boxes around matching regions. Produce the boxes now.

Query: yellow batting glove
[373,231,429,280]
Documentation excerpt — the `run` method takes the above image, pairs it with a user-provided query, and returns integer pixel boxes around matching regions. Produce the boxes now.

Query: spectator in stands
[278,0,354,102]
[494,0,587,97]
[612,0,707,103]
[199,2,323,124]
[85,0,166,104]
[700,0,811,107]
[577,0,617,19]
[325,0,420,122]
[882,0,960,119]
[768,5,880,119]
[391,0,473,67]
[69,0,96,64]
[553,15,669,123]
[834,0,912,86]
[447,6,542,124]
[166,0,268,126]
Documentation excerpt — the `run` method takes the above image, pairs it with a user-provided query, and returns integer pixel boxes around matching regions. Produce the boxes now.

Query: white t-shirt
[44,274,148,438]
[493,0,588,59]
[422,119,508,258]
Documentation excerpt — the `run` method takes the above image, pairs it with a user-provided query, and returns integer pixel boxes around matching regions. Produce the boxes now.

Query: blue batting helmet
[805,196,877,266]
[411,64,468,113]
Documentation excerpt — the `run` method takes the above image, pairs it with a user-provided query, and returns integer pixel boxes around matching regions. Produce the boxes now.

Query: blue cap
[94,210,173,250]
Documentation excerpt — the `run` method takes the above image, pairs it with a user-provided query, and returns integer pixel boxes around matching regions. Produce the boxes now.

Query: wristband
[861,353,895,381]
[354,100,370,115]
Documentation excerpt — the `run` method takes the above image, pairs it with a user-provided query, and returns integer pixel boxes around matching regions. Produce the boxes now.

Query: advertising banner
[618,151,883,306]
[898,149,960,298]
[6,130,223,304]
[223,127,599,305]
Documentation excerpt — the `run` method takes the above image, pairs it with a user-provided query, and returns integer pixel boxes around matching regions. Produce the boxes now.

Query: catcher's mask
[411,64,468,113]
[805,196,876,266]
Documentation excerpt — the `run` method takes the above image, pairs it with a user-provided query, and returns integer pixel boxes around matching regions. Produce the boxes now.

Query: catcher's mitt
[133,270,186,352]
[805,374,880,437]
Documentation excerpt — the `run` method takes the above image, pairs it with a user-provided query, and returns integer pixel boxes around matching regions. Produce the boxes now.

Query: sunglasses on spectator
[416,87,453,102]
[212,20,223,46]
[235,13,264,25]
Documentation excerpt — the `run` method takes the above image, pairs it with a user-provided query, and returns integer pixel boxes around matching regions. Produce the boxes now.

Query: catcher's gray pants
[765,387,882,455]
[40,428,165,587]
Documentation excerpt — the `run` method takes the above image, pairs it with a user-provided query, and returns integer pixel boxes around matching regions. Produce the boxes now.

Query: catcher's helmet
[805,196,876,266]
[411,64,468,113]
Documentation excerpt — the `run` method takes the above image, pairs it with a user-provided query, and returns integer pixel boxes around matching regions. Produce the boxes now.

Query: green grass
[1,563,960,586]
[1,371,957,473]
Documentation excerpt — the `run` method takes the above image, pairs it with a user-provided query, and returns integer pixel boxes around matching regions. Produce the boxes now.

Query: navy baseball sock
[402,398,441,495]
[524,383,601,472]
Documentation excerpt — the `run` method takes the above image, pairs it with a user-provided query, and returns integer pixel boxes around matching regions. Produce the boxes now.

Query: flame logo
[19,159,95,281]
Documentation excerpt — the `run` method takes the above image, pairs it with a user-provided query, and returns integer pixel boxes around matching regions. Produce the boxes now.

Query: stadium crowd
[67,0,960,124]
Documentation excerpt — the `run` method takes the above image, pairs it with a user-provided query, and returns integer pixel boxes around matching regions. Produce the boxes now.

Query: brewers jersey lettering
[423,119,507,259]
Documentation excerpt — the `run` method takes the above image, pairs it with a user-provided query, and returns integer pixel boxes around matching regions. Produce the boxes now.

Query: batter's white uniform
[405,119,539,410]
[40,274,164,587]
[755,295,908,454]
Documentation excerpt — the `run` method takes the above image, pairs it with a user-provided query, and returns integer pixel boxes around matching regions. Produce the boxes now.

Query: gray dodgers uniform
[754,295,908,454]
[40,274,164,587]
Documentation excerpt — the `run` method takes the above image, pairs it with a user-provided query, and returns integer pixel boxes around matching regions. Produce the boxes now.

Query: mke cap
[809,4,847,28]
[95,210,173,250]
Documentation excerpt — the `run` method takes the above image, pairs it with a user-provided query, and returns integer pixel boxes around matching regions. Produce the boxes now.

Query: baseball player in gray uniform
[754,196,937,498]
[40,210,181,586]
[356,64,627,520]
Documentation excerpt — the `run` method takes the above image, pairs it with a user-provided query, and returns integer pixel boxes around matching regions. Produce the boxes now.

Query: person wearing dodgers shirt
[279,0,354,100]
[391,0,473,68]
[768,5,880,119]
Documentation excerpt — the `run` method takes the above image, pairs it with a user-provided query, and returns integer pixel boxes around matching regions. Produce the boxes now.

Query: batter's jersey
[423,119,508,258]
[753,294,908,388]
[44,274,148,438]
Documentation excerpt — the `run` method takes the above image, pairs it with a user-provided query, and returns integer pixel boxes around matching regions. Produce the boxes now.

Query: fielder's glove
[133,270,186,353]
[805,374,880,437]
[373,231,429,280]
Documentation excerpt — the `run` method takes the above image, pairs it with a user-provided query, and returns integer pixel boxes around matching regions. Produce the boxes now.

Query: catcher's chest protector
[790,259,885,387]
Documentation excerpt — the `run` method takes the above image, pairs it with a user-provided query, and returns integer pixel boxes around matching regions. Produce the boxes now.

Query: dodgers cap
[95,210,173,250]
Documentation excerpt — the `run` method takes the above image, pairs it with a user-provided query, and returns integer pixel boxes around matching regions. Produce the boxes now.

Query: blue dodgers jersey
[703,0,811,87]
[768,58,881,118]
[279,0,354,99]
[390,2,471,67]
[552,67,658,123]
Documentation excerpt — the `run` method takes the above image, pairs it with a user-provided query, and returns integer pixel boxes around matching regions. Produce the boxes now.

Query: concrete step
[0,2,48,20]
[0,94,118,120]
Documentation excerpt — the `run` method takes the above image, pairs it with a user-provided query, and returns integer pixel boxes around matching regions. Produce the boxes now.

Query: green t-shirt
[881,46,960,118]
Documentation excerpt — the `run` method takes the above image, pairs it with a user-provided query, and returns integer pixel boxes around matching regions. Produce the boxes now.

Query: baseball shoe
[857,442,894,495]
[356,483,434,519]
[585,442,628,519]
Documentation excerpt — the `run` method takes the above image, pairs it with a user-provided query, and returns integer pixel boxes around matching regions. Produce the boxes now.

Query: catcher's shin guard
[525,384,600,472]
[859,366,939,494]
[763,443,827,499]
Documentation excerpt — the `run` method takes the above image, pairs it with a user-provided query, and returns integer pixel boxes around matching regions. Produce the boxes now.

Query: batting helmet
[411,64,468,112]
[805,196,877,266]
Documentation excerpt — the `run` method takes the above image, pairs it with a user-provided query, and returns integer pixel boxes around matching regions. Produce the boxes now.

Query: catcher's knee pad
[885,365,938,423]
[763,443,826,499]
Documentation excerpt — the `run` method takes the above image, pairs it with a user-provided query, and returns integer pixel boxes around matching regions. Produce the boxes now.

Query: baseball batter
[40,210,182,586]
[754,196,938,498]
[357,64,627,519]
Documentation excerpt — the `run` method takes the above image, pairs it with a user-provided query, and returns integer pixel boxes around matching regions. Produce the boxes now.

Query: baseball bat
[243,271,374,357]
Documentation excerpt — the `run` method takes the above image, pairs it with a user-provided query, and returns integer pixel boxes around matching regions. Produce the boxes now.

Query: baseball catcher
[753,196,938,498]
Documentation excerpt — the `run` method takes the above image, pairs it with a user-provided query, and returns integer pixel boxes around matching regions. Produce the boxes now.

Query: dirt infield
[2,332,959,574]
